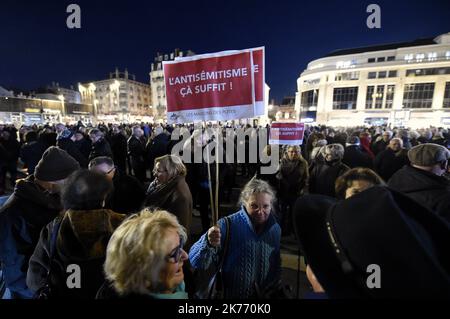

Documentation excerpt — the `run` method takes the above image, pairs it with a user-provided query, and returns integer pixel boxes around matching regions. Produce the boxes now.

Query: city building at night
[295,32,450,128]
[79,68,152,122]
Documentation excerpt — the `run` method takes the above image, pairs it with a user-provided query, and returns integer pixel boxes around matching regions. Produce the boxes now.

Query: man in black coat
[127,126,147,183]
[374,138,409,182]
[0,130,21,189]
[371,130,392,155]
[89,156,146,215]
[73,131,92,161]
[388,143,450,223]
[343,136,373,169]
[19,131,49,175]
[88,128,113,162]
[56,129,88,168]
[0,147,79,298]
[145,125,169,176]
[110,125,128,174]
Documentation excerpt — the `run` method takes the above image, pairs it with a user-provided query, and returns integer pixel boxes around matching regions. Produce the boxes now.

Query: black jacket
[74,137,92,161]
[109,172,146,215]
[371,139,388,156]
[388,166,450,223]
[110,133,128,166]
[309,161,350,197]
[57,138,88,168]
[0,175,62,297]
[343,145,373,169]
[127,136,145,161]
[27,209,125,298]
[374,148,409,182]
[20,140,48,174]
[89,138,113,162]
[145,133,169,171]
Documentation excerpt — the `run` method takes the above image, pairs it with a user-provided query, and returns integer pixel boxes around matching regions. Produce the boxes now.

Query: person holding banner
[189,178,281,299]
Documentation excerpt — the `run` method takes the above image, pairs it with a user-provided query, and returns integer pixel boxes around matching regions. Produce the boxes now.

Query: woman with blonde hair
[97,208,188,299]
[144,154,193,236]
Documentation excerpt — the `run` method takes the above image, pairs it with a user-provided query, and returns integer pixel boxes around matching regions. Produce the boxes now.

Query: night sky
[1,0,450,103]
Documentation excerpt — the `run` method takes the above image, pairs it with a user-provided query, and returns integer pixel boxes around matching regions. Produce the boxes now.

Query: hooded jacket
[26,209,125,298]
[388,165,450,223]
[0,175,62,298]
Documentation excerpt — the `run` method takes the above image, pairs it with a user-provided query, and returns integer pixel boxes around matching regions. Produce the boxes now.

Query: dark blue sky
[1,0,449,103]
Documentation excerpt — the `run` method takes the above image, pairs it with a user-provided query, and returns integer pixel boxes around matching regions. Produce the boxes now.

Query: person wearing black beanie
[0,146,80,299]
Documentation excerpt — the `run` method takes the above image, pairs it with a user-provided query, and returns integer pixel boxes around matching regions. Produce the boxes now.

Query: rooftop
[323,37,437,58]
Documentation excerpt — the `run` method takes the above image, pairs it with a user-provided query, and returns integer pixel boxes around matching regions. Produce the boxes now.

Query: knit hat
[35,146,80,182]
[57,129,74,140]
[407,143,450,167]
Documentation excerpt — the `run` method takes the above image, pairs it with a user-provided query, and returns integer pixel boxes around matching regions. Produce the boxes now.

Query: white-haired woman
[309,143,350,197]
[189,178,281,299]
[97,209,189,299]
[144,154,193,236]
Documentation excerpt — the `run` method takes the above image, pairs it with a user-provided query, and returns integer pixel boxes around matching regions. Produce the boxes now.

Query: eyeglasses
[105,166,116,175]
[166,237,185,263]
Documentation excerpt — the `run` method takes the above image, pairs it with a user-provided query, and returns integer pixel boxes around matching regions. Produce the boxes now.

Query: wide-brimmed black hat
[293,186,450,298]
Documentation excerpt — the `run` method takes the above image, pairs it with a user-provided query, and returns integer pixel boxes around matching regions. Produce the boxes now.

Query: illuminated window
[416,53,425,62]
[446,51,450,60]
[333,87,358,110]
[366,86,375,109]
[403,83,435,108]
[301,90,318,109]
[385,85,395,109]
[404,54,413,62]
[428,52,437,61]
[444,82,450,108]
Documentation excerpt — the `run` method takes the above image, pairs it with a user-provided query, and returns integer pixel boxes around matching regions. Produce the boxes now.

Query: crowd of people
[0,121,449,299]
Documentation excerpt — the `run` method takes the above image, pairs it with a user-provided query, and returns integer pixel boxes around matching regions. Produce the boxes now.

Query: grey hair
[239,178,276,206]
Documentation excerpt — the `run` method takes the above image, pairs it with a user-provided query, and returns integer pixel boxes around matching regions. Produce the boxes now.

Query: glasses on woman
[166,236,185,263]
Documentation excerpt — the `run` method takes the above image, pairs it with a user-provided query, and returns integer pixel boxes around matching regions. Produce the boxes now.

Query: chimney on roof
[125,68,129,79]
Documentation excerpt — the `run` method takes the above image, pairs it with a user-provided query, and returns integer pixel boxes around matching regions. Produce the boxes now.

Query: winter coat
[110,133,128,169]
[19,140,48,175]
[374,148,409,182]
[74,137,92,161]
[145,175,192,235]
[89,139,113,162]
[0,175,62,298]
[343,145,373,169]
[309,161,350,197]
[145,133,170,171]
[277,157,309,201]
[388,165,450,223]
[371,139,389,156]
[26,209,125,298]
[57,138,88,168]
[109,172,146,215]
